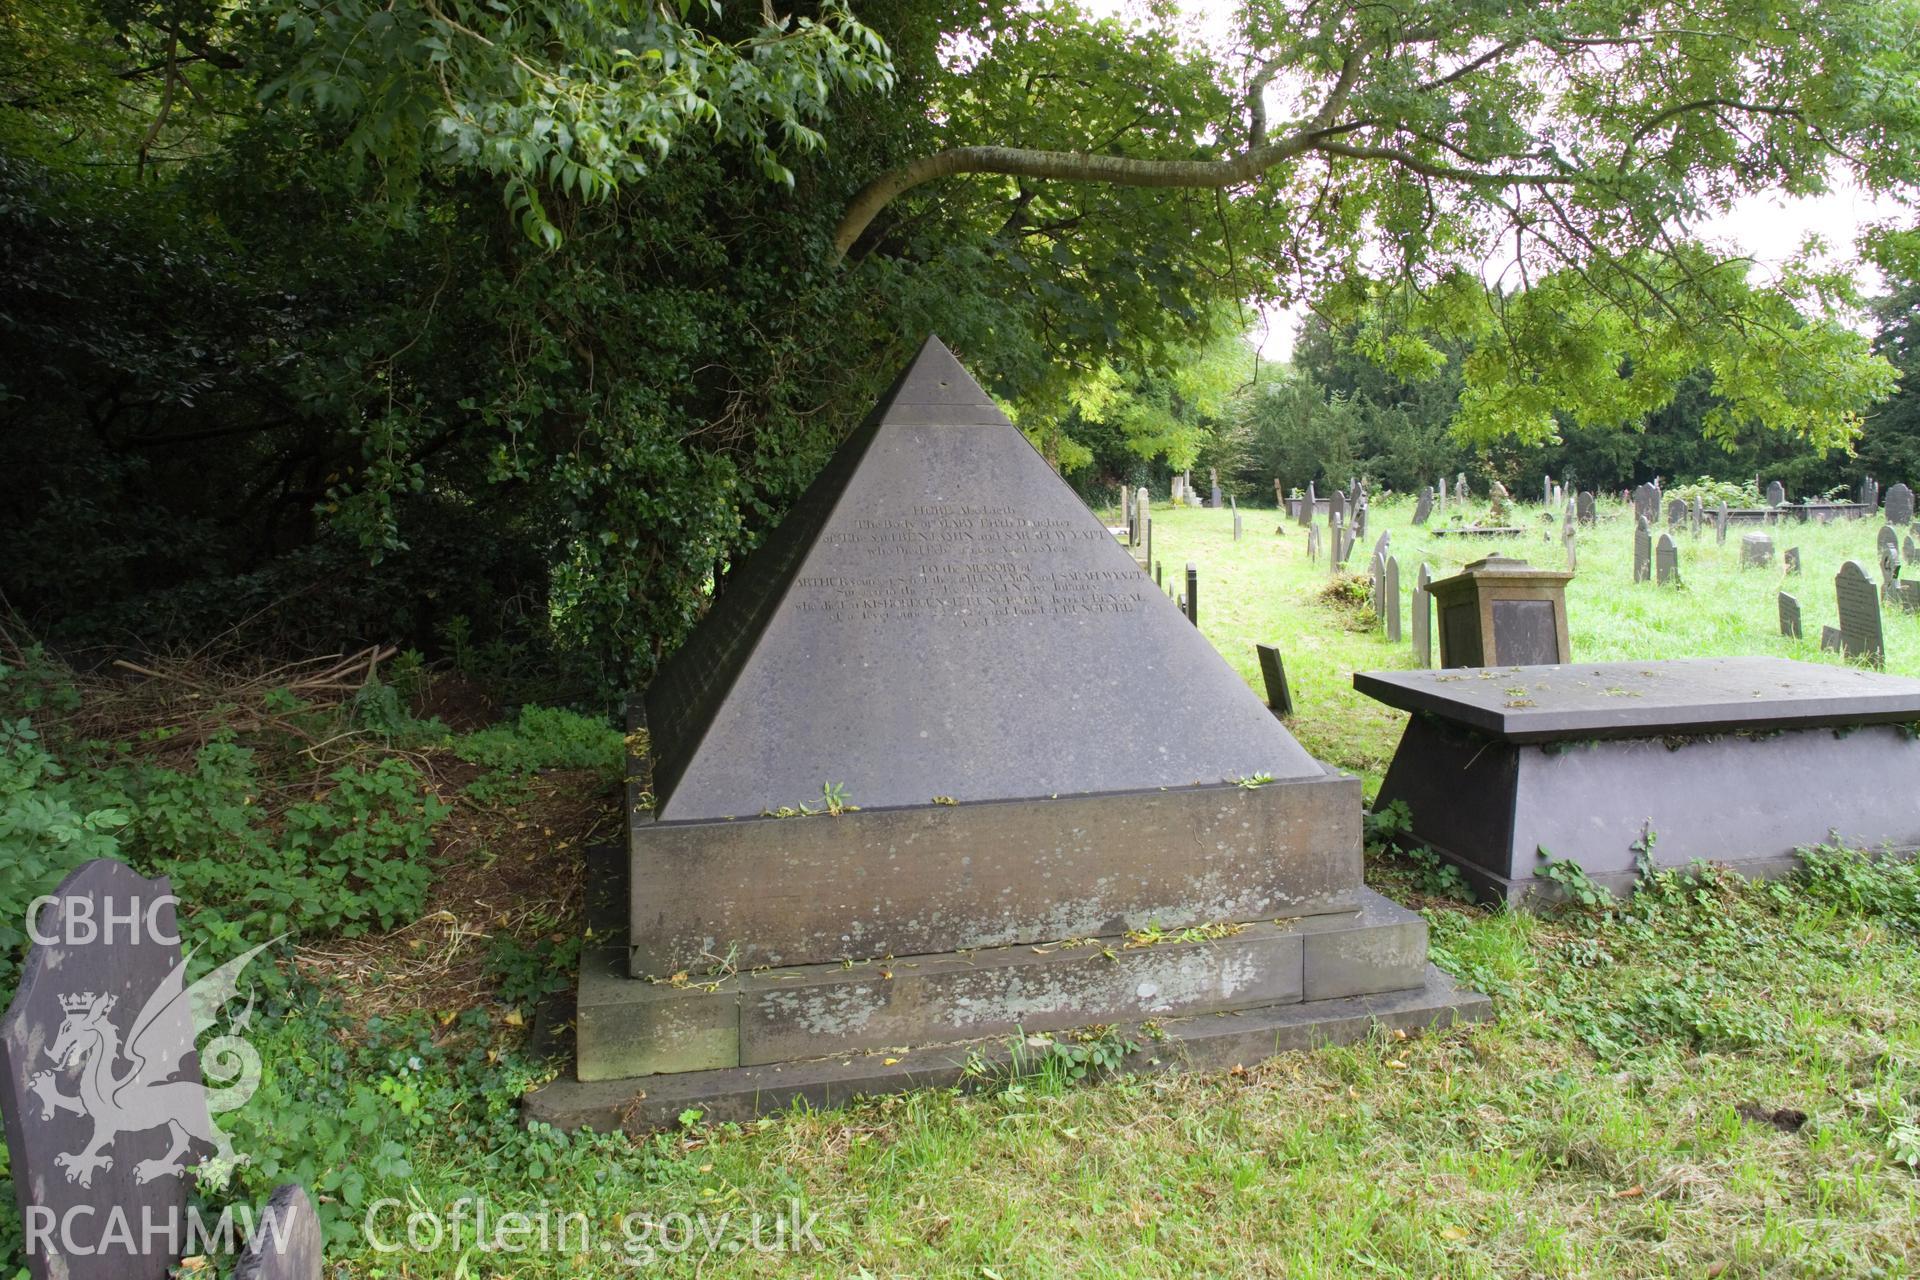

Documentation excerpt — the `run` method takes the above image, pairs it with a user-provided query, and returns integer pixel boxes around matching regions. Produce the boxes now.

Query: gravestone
[1907,534,1920,568]
[1785,546,1800,575]
[1887,482,1915,527]
[1691,496,1703,537]
[1766,480,1786,508]
[0,861,305,1280]
[1454,474,1467,504]
[1716,501,1729,545]
[1578,491,1596,526]
[233,1185,324,1280]
[1633,516,1652,583]
[1543,475,1553,506]
[1301,481,1316,526]
[1136,487,1149,547]
[1633,483,1658,522]
[1231,496,1242,542]
[1372,530,1391,563]
[1329,490,1346,528]
[1656,533,1681,585]
[1821,625,1845,655]
[1210,469,1222,509]
[1186,563,1199,625]
[1836,560,1885,669]
[1355,499,1368,541]
[1384,557,1402,643]
[1741,533,1774,568]
[1863,477,1880,513]
[1413,487,1433,525]
[1412,564,1433,667]
[1306,524,1322,562]
[1329,514,1345,573]
[1778,592,1802,639]
[1338,519,1358,566]
[1897,581,1920,615]
[1254,644,1294,716]
[1667,497,1686,527]
[1563,526,1577,574]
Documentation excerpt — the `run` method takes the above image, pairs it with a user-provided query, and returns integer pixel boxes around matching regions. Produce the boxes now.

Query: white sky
[1069,0,1906,362]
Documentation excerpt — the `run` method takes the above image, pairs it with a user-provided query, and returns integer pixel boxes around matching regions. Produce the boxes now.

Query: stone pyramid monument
[528,337,1486,1131]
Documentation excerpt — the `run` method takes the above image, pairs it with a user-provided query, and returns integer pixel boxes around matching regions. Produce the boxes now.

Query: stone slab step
[530,963,1492,1133]
[578,884,1429,1081]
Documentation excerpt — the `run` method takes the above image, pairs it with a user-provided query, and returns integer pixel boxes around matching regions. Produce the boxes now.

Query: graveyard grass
[284,496,1920,1280]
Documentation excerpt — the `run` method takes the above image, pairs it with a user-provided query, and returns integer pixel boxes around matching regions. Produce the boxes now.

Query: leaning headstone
[1785,546,1800,575]
[1835,560,1885,668]
[1633,516,1652,583]
[0,861,289,1280]
[1369,552,1386,618]
[1778,592,1802,639]
[1656,532,1681,585]
[1667,497,1686,527]
[1715,502,1729,545]
[1383,557,1402,642]
[1879,525,1901,596]
[1886,482,1915,527]
[1306,523,1322,562]
[1577,491,1596,526]
[1412,564,1433,667]
[232,1184,324,1280]
[1253,644,1294,717]
[1413,487,1433,525]
[1354,499,1368,541]
[1740,533,1774,568]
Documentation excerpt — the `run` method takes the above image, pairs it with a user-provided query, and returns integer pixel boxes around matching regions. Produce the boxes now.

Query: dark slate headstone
[1836,560,1885,669]
[1633,483,1658,522]
[1209,469,1222,510]
[1766,480,1787,508]
[1372,530,1391,563]
[1715,501,1729,546]
[1413,487,1433,525]
[642,336,1325,821]
[1691,496,1704,538]
[1384,556,1402,643]
[1369,553,1385,620]
[1354,499,1368,541]
[1578,491,1596,526]
[1633,516,1652,583]
[1185,563,1199,625]
[1656,532,1681,585]
[1329,490,1346,528]
[1,862,199,1280]
[1741,533,1774,569]
[1254,644,1294,717]
[1821,625,1846,655]
[1778,592,1802,639]
[1785,546,1800,575]
[1886,482,1914,527]
[1412,564,1433,668]
[1879,524,1900,591]
[232,1184,323,1280]
[1667,497,1686,527]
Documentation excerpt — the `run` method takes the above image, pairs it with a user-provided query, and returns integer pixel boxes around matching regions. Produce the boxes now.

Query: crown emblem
[58,993,101,1014]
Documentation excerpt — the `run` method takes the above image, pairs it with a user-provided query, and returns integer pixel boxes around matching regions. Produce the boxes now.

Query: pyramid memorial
[528,337,1486,1131]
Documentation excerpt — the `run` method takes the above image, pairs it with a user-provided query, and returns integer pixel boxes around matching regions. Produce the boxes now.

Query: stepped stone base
[529,964,1489,1133]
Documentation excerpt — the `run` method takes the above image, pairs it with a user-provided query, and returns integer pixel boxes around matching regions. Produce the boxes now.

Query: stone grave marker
[1691,496,1703,537]
[1633,483,1657,522]
[1329,490,1346,528]
[1715,501,1729,545]
[1210,469,1223,509]
[1455,473,1467,504]
[1633,516,1652,583]
[1369,554,1386,624]
[1879,524,1901,592]
[1778,592,1801,639]
[1577,491,1595,525]
[1355,499,1368,541]
[1372,529,1391,563]
[1186,563,1199,625]
[1766,480,1787,508]
[1887,482,1914,527]
[233,1185,324,1280]
[1253,644,1294,716]
[1301,481,1316,526]
[1412,564,1433,667]
[1542,475,1552,506]
[1863,476,1879,513]
[1306,524,1322,562]
[1564,526,1577,574]
[1136,487,1149,547]
[1656,532,1681,585]
[1329,515,1344,572]
[1741,533,1774,568]
[1836,560,1885,668]
[1907,534,1920,567]
[1785,546,1800,574]
[1667,497,1686,527]
[1413,487,1433,525]
[1821,625,1845,655]
[1231,496,1242,541]
[1384,557,1402,643]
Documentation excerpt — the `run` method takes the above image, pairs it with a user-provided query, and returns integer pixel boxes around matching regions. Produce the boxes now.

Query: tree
[833,0,1914,448]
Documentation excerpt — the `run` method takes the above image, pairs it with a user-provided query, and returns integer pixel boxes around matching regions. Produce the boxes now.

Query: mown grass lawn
[306,496,1920,1279]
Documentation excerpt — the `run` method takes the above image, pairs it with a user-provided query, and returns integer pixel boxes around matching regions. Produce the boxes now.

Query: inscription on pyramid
[644,336,1321,823]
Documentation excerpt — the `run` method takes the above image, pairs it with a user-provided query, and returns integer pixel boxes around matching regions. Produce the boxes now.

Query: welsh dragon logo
[27,939,276,1188]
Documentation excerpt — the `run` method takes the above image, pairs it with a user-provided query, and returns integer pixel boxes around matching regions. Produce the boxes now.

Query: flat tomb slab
[582,888,1426,1079]
[629,765,1361,975]
[1356,657,1920,743]
[533,964,1491,1133]
[1366,714,1920,905]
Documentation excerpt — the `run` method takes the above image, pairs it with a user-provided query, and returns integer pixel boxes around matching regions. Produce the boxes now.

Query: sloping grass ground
[7,496,1920,1277]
